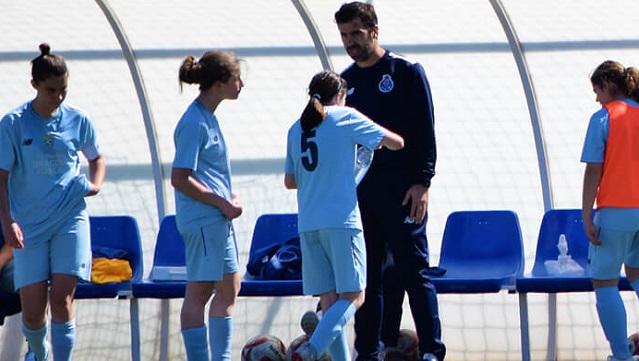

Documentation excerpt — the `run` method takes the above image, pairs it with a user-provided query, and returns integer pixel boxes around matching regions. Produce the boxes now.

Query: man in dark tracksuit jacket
[335,2,446,361]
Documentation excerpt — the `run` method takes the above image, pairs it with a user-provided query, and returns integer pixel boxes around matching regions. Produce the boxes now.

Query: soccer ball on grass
[241,334,287,361]
[286,334,331,361]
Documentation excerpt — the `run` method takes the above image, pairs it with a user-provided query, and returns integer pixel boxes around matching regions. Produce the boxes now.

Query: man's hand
[402,184,429,224]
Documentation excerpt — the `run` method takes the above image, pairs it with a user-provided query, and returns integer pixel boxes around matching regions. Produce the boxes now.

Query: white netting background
[1,0,639,360]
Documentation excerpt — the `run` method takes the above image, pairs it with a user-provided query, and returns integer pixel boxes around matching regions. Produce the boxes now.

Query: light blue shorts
[179,220,238,282]
[13,210,91,290]
[588,226,639,280]
[299,228,366,296]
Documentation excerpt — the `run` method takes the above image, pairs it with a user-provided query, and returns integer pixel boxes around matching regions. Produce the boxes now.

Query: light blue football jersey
[285,106,387,232]
[0,101,98,239]
[173,100,232,227]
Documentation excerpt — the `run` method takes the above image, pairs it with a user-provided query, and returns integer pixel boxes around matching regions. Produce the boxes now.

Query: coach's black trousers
[354,173,446,361]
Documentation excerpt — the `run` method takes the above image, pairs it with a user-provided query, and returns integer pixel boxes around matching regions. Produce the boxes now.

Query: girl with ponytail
[284,70,403,361]
[0,43,106,361]
[172,50,244,361]
[582,60,639,361]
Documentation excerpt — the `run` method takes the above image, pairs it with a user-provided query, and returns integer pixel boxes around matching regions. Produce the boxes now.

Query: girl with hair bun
[581,60,639,361]
[284,69,403,361]
[0,43,106,361]
[172,50,244,361]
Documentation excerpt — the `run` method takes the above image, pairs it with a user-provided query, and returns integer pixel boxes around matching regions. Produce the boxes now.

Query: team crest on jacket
[378,74,394,93]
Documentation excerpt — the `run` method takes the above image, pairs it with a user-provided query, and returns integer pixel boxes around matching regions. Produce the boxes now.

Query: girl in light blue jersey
[285,70,403,361]
[581,60,639,361]
[0,43,106,361]
[172,50,244,361]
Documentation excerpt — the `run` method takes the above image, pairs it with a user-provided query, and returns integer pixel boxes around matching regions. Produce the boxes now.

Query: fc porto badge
[378,74,394,93]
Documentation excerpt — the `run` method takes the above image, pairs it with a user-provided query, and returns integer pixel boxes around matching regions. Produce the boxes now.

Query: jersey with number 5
[285,105,387,232]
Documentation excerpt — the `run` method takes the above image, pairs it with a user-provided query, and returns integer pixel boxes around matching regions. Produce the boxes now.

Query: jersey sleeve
[285,124,298,175]
[409,62,437,187]
[173,121,206,171]
[79,116,101,161]
[0,114,16,172]
[348,109,387,149]
[580,108,608,164]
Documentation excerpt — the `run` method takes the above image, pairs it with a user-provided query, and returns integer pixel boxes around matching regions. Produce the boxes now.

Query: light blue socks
[595,286,631,359]
[327,330,350,361]
[309,299,356,357]
[51,320,75,361]
[209,317,232,361]
[23,323,48,361]
[182,326,209,361]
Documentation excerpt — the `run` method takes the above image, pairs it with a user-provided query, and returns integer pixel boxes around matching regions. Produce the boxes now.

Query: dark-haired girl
[0,43,106,361]
[581,60,639,361]
[284,70,403,361]
[172,50,244,361]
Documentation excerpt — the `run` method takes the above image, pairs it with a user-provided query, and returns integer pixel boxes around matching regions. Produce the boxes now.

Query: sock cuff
[182,326,207,337]
[209,316,232,322]
[23,323,47,336]
[51,320,75,331]
[595,285,619,295]
[333,299,356,321]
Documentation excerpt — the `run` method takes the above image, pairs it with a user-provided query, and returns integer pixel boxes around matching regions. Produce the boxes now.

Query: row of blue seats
[0,209,607,361]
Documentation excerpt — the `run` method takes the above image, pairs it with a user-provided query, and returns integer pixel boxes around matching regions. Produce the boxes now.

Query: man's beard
[347,40,374,63]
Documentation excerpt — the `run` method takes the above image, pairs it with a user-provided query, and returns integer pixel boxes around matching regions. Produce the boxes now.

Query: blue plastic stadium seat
[74,215,143,361]
[133,213,304,299]
[75,215,144,299]
[432,210,525,293]
[517,208,632,361]
[132,215,187,299]
[239,213,303,296]
[131,213,302,361]
[0,215,143,312]
[129,214,187,361]
[517,209,592,292]
[517,208,631,293]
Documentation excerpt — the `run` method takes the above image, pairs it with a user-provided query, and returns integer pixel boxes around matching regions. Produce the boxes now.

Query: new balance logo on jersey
[22,139,33,146]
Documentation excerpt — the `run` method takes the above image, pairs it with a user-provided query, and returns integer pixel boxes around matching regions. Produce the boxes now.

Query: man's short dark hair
[334,2,378,29]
